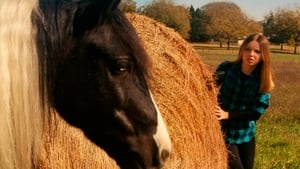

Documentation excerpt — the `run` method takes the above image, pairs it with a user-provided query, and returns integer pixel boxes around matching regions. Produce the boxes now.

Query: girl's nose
[249,50,256,57]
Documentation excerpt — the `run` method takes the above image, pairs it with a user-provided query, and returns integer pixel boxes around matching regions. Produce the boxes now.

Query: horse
[0,0,171,169]
[36,14,228,169]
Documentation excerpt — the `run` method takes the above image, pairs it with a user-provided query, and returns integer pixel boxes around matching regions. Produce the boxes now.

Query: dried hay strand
[38,14,227,169]
[38,112,117,169]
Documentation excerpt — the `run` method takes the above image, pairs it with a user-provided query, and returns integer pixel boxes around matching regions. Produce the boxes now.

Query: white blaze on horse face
[149,91,171,161]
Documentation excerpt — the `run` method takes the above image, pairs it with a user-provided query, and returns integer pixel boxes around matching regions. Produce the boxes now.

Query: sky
[135,0,300,21]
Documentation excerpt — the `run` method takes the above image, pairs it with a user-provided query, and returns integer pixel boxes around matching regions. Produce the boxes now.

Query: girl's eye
[245,48,261,54]
[254,50,261,54]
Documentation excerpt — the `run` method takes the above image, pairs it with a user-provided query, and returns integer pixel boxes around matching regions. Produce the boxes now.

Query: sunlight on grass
[256,120,300,169]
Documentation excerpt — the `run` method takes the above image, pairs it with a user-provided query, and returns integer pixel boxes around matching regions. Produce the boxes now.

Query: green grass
[192,43,300,169]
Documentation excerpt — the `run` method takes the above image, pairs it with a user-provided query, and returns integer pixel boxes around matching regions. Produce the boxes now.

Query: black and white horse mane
[0,0,171,169]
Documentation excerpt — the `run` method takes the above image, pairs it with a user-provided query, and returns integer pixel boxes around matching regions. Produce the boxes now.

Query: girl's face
[242,40,262,69]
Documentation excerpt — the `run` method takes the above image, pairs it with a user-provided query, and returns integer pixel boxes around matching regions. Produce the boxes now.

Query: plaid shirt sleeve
[251,93,271,115]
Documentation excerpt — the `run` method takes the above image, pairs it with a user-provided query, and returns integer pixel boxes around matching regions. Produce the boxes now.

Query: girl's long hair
[234,33,274,93]
[0,0,44,168]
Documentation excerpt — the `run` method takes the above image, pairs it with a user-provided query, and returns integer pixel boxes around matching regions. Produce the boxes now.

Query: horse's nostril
[161,149,170,162]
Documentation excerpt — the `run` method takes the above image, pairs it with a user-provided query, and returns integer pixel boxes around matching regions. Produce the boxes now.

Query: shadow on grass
[192,43,299,55]
[193,45,240,51]
[270,141,288,148]
[271,49,297,55]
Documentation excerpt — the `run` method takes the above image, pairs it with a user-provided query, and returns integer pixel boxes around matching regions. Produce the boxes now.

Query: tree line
[120,0,300,54]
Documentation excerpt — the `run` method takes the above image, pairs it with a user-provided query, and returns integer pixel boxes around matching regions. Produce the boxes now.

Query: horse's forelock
[75,9,151,80]
[109,10,151,79]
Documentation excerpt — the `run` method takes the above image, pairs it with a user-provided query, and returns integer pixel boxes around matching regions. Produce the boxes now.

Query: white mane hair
[0,0,44,168]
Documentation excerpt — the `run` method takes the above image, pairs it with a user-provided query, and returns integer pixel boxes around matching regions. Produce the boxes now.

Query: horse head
[34,0,171,168]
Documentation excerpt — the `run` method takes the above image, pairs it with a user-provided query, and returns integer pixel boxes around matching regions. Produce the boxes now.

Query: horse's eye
[113,58,131,74]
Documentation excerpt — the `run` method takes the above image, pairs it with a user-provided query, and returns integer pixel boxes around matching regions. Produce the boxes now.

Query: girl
[214,34,274,169]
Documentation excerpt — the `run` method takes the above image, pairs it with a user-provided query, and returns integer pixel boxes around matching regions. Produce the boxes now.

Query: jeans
[227,138,256,169]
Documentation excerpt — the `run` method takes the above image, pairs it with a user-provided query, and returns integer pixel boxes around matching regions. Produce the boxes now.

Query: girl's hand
[215,106,229,120]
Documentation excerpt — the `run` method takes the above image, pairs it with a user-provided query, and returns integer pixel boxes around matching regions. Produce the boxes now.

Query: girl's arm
[216,93,271,121]
[228,110,261,121]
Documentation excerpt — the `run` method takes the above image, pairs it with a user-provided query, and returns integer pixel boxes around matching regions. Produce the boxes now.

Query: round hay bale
[128,14,227,168]
[38,14,227,169]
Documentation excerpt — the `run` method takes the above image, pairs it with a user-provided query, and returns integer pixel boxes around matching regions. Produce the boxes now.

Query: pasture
[193,43,300,169]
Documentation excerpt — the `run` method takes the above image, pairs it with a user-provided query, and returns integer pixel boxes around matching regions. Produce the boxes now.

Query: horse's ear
[73,0,121,37]
[100,0,121,13]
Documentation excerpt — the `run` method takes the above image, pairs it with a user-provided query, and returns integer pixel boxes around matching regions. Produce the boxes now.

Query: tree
[140,0,191,39]
[263,8,300,54]
[119,0,136,13]
[200,2,262,49]
[189,6,209,42]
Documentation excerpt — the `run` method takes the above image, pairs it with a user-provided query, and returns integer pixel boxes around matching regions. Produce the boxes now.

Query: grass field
[192,43,300,169]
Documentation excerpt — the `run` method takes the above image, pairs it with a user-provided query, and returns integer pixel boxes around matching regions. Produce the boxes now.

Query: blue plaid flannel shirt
[215,61,271,144]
